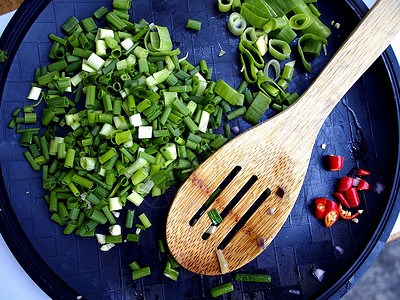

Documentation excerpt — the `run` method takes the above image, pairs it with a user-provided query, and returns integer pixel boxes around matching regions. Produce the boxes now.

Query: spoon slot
[201,175,258,240]
[189,166,241,226]
[217,188,272,250]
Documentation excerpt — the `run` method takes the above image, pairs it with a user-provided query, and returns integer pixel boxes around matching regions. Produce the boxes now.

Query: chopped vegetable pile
[217,0,331,123]
[313,154,372,227]
[8,0,242,283]
[8,0,239,243]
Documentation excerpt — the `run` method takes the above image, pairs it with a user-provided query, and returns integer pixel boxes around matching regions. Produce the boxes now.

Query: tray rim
[0,0,399,299]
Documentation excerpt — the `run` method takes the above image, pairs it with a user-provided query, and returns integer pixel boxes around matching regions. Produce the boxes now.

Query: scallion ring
[239,52,258,84]
[263,59,281,81]
[238,40,264,69]
[218,0,233,13]
[268,39,291,60]
[240,27,258,44]
[289,13,312,31]
[227,12,246,36]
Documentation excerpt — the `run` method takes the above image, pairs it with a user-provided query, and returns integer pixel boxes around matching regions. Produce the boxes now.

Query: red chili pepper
[338,203,360,220]
[315,203,326,220]
[357,179,370,191]
[315,197,327,206]
[333,192,350,208]
[337,177,354,192]
[324,200,339,227]
[356,169,370,176]
[327,155,344,171]
[344,187,360,207]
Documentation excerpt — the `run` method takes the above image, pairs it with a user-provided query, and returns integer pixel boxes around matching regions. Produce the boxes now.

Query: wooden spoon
[166,0,400,275]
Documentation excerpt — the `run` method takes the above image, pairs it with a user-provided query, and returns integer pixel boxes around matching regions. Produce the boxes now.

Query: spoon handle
[286,0,400,131]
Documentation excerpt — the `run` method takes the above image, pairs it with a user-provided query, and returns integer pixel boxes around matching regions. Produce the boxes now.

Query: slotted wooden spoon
[166,0,400,275]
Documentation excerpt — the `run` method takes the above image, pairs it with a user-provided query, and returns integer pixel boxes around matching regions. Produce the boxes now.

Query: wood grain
[0,0,23,15]
[166,0,400,275]
[388,231,400,243]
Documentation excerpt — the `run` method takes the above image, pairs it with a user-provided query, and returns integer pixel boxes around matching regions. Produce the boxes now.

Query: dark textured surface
[0,0,399,299]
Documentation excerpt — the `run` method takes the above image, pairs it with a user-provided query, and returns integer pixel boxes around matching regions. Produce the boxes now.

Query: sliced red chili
[315,197,327,206]
[327,155,344,171]
[344,187,360,207]
[357,179,370,191]
[356,169,370,176]
[324,200,339,227]
[339,203,360,220]
[333,192,350,208]
[337,177,354,192]
[315,203,326,220]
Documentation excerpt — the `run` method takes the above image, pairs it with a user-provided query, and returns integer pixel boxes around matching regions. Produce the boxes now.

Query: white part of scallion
[205,225,217,235]
[112,211,120,218]
[70,72,83,87]
[127,190,144,206]
[256,35,268,56]
[129,113,142,127]
[98,28,114,39]
[80,157,96,171]
[123,140,134,148]
[124,157,147,178]
[194,72,208,97]
[140,180,154,194]
[216,249,229,274]
[87,53,106,70]
[145,75,157,89]
[109,224,122,236]
[161,143,177,160]
[27,86,42,101]
[138,126,152,139]
[163,91,178,106]
[95,233,107,245]
[199,110,210,133]
[70,121,81,130]
[100,243,115,252]
[285,60,296,68]
[98,166,107,177]
[116,59,128,70]
[126,54,136,67]
[121,38,134,50]
[113,116,128,130]
[109,197,123,211]
[82,59,97,73]
[96,40,107,57]
[119,89,127,99]
[99,123,116,138]
[65,115,75,126]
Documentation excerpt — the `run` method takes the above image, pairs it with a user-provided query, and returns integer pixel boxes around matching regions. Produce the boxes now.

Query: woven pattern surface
[0,0,398,299]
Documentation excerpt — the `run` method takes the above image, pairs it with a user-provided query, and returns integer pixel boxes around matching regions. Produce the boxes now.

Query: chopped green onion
[208,208,223,225]
[210,283,234,298]
[186,19,201,31]
[234,273,271,282]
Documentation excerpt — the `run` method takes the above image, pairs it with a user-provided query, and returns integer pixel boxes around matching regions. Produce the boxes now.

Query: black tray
[1,0,400,299]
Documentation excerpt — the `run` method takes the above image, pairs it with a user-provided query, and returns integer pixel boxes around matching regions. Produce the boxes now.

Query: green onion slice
[268,39,291,60]
[297,33,328,71]
[228,12,247,36]
[289,13,312,31]
[263,59,281,81]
